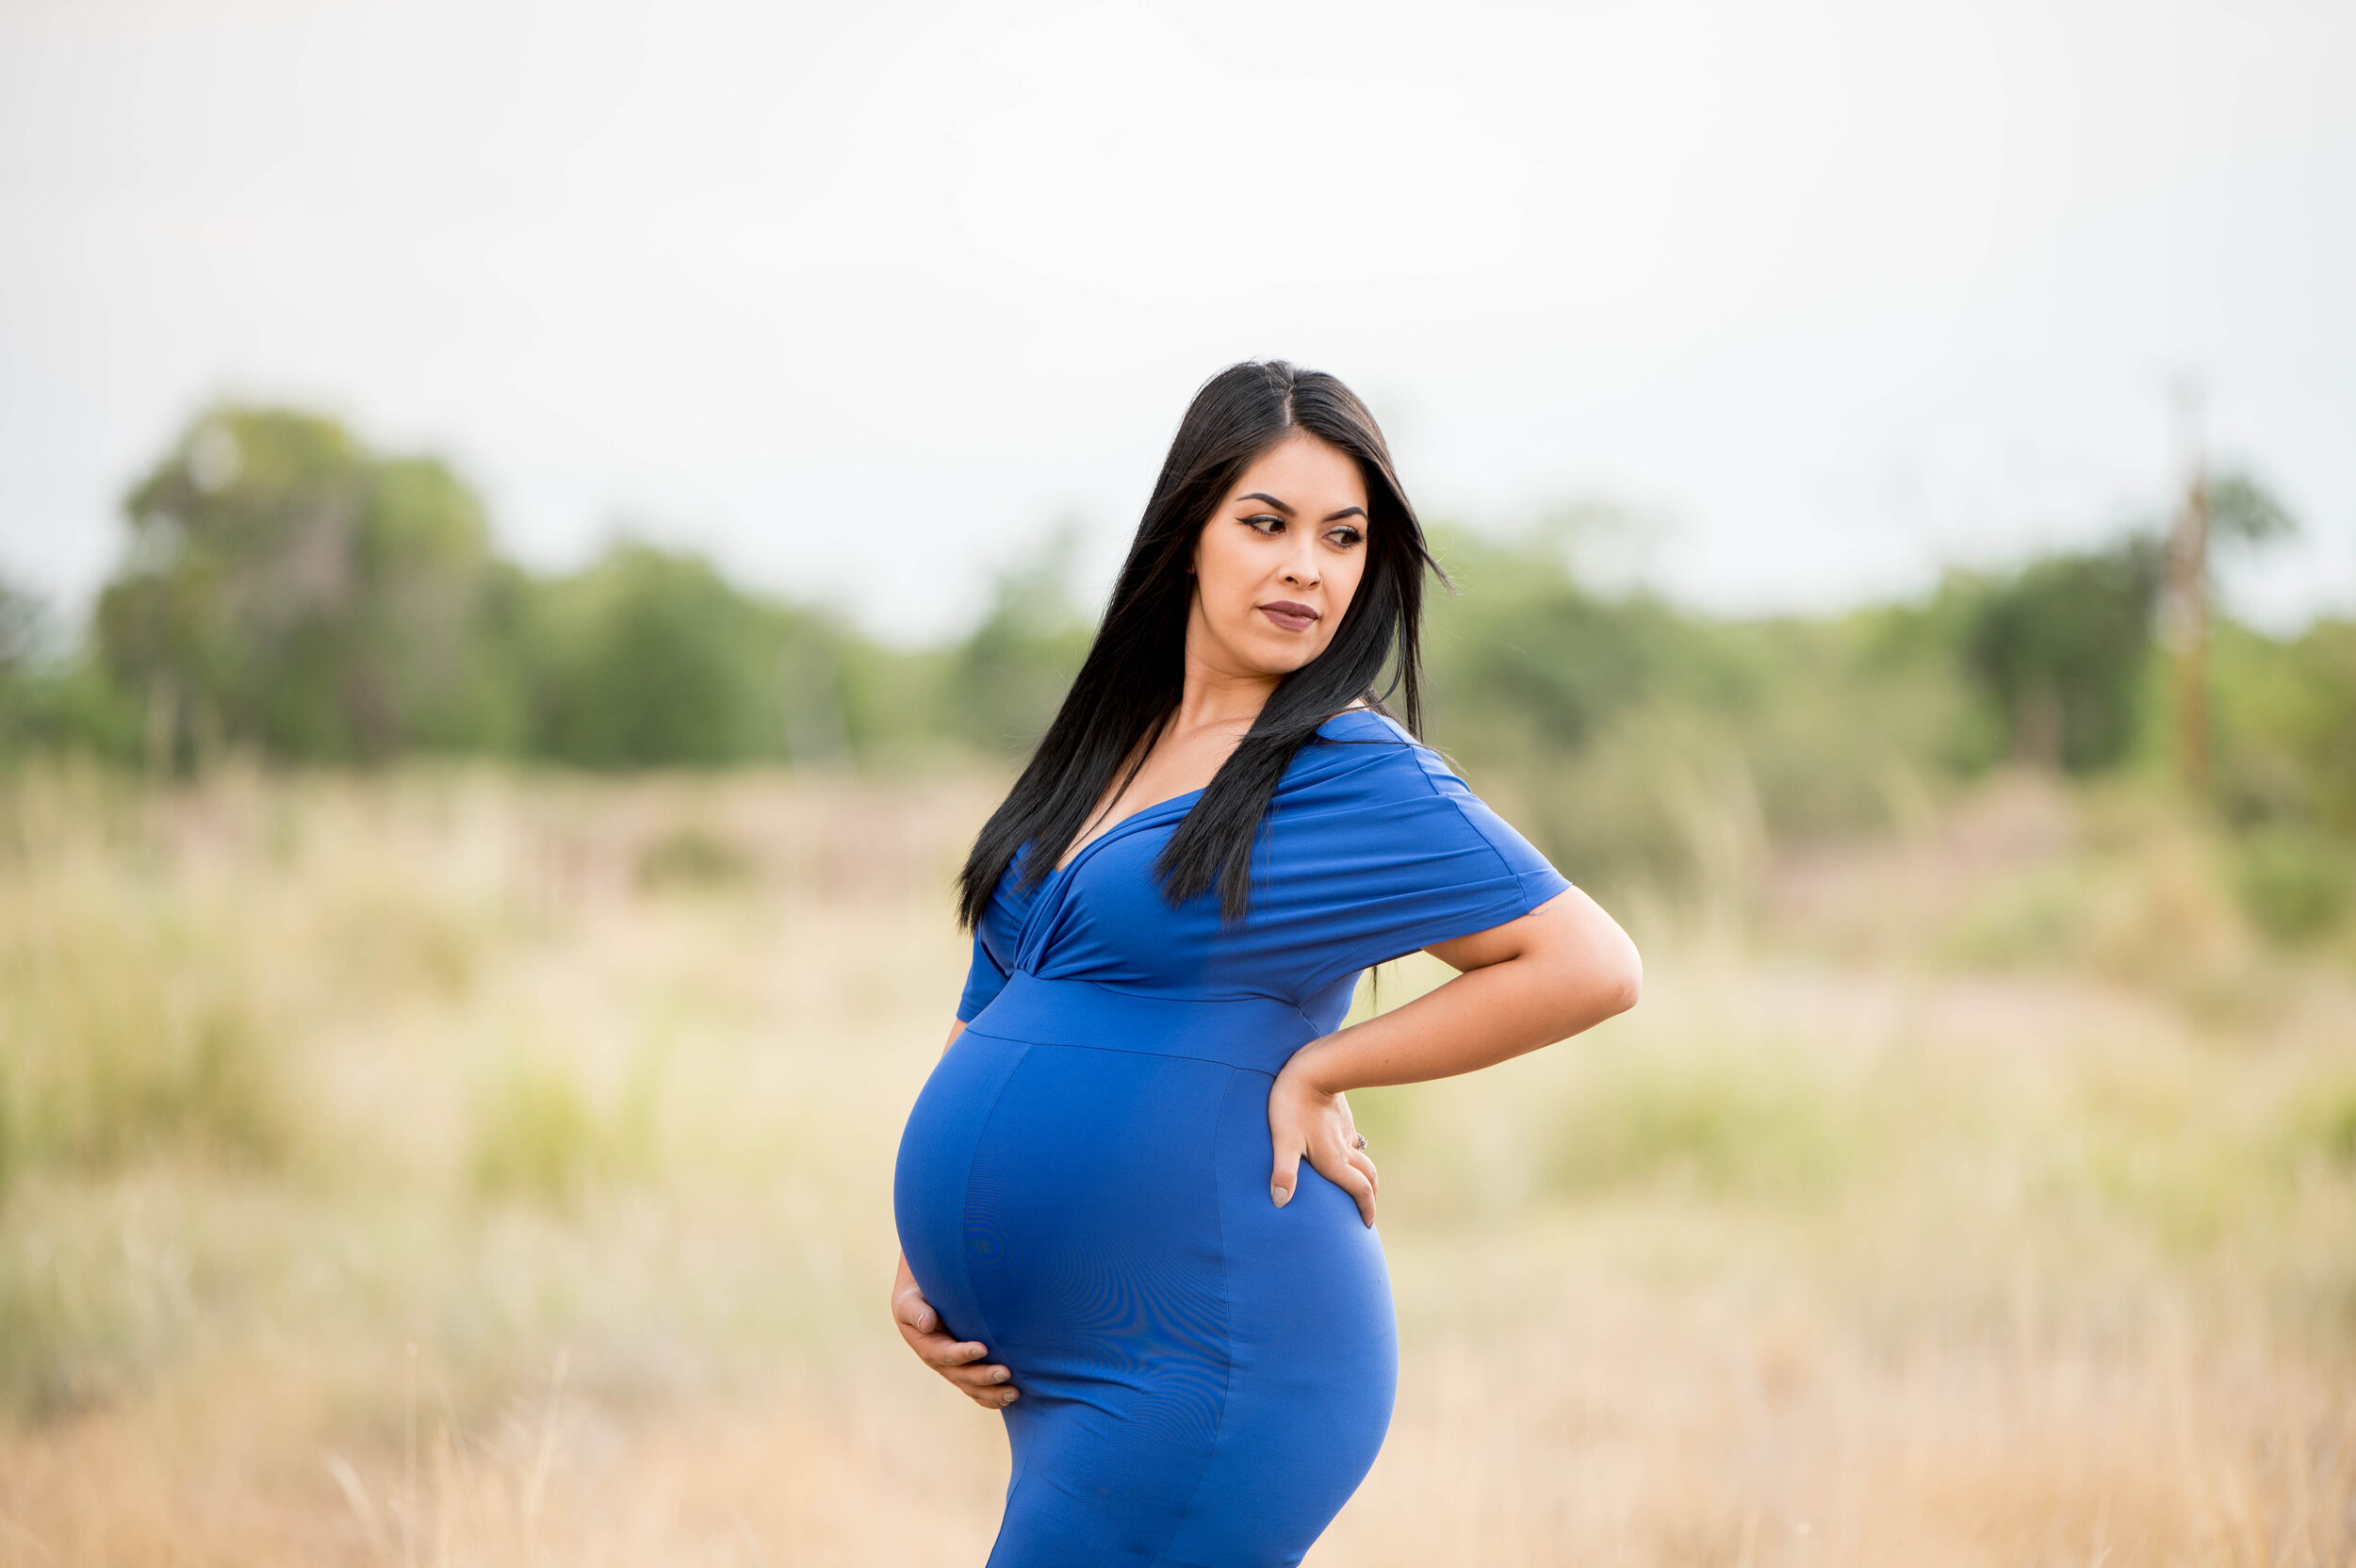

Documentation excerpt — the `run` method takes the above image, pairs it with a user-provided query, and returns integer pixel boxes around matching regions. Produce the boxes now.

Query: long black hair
[956,359,1447,930]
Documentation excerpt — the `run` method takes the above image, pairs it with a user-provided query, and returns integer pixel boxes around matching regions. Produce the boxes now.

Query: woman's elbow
[1571,929,1643,1027]
[1523,891,1642,1037]
[1590,932,1642,1019]
[1607,939,1643,1016]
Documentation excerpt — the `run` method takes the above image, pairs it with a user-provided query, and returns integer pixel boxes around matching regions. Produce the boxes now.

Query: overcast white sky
[3,0,2351,644]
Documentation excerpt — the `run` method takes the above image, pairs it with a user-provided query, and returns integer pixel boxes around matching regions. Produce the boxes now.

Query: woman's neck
[1172,629,1282,739]
[1171,675,1275,739]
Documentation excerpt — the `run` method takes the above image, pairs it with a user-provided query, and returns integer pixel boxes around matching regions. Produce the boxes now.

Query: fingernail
[1271,1186,1289,1206]
[993,1367,1009,1383]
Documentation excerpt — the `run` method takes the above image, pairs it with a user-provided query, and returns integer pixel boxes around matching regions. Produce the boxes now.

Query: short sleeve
[1248,727,1574,1000]
[955,928,1012,1021]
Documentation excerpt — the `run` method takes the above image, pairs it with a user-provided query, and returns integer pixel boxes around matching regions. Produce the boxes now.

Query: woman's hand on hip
[891,1250,1018,1409]
[1267,1054,1379,1226]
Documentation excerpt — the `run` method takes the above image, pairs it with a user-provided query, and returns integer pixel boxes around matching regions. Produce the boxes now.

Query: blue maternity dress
[892,708,1572,1567]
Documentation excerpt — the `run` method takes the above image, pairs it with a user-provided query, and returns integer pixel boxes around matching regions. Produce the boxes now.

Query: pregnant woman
[890,360,1643,1566]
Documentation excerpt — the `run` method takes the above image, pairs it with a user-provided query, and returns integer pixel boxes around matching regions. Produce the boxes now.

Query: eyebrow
[1240,492,1367,524]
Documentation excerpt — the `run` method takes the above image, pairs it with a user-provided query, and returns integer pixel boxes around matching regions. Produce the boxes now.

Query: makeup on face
[1189,433,1371,678]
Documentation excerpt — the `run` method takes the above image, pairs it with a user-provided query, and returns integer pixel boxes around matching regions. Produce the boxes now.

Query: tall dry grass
[0,757,2350,1565]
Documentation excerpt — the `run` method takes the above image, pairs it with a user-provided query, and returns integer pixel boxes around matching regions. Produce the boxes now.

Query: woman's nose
[1282,546,1320,588]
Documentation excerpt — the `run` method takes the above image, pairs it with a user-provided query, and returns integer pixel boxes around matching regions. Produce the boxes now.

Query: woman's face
[1186,432,1370,682]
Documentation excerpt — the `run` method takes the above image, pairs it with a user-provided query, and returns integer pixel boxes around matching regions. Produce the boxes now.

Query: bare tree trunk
[2014,682,2064,771]
[144,670,179,781]
[2165,471,2211,794]
[2163,379,2211,796]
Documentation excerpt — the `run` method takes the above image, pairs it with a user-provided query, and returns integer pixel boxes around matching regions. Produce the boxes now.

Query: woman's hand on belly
[892,1249,1020,1409]
[1266,1068,1380,1225]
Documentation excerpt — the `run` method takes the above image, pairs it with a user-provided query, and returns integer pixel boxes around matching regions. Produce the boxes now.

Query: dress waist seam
[956,1025,1283,1080]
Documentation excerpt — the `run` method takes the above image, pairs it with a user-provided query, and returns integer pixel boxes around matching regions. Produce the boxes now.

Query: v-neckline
[1047,785,1207,877]
[1034,706,1380,882]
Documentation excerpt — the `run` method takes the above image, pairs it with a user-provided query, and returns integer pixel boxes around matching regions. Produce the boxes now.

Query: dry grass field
[2,759,2352,1566]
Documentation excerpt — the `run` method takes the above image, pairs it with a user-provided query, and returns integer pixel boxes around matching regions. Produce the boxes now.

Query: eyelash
[1245,514,1364,548]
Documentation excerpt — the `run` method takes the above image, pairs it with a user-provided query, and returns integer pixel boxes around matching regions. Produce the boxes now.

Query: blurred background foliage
[3,400,2351,942]
[4,403,2355,1563]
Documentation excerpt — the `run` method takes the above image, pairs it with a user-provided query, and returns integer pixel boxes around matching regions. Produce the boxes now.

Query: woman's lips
[1258,601,1319,633]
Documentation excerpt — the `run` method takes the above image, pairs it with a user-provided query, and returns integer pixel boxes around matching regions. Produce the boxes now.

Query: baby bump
[894,1034,1237,1401]
[892,1030,1398,1544]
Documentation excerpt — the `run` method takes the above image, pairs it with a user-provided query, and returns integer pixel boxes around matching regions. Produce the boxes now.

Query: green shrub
[2235,827,2348,945]
[2279,1072,2356,1169]
[0,1218,128,1419]
[1544,1049,1854,1200]
[1,913,291,1173]
[634,824,756,894]
[466,1055,655,1208]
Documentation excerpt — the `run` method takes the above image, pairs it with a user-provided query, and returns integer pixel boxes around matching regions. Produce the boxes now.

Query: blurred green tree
[2213,616,2356,833]
[93,407,514,767]
[43,399,2352,899]
[1418,524,1976,897]
[1960,537,2165,774]
[945,525,1095,758]
[0,575,144,762]
[518,541,791,768]
[1420,524,1670,759]
[2206,471,2298,547]
[0,576,49,760]
[0,577,43,672]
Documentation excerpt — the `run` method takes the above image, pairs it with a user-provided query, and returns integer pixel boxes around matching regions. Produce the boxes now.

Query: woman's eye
[1245,514,1284,535]
[1326,527,1364,548]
